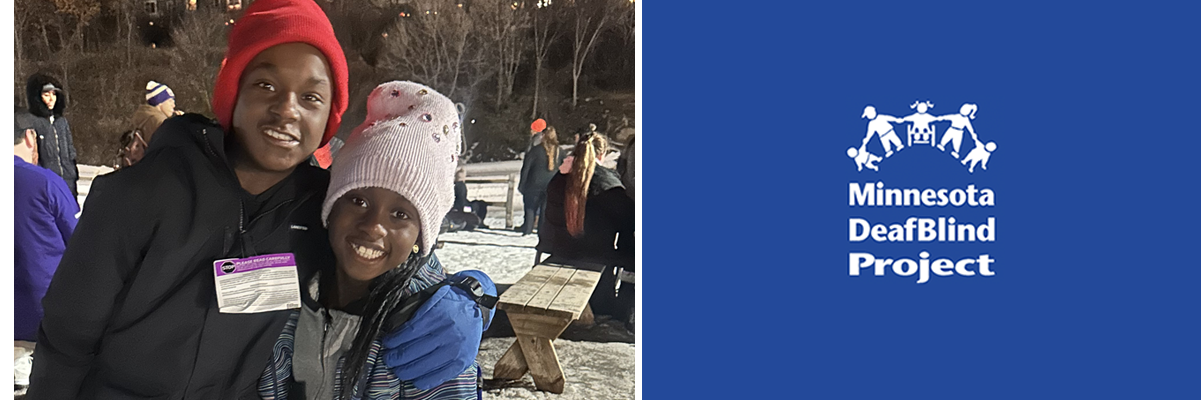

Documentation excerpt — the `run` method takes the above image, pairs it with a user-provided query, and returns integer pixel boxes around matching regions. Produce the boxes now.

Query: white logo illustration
[849,100,997,173]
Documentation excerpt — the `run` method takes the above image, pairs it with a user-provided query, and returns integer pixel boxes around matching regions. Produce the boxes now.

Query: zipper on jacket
[239,201,246,234]
[200,126,242,194]
[200,126,243,187]
[200,128,220,159]
[237,201,264,257]
[238,202,250,257]
[239,196,300,258]
[49,118,63,175]
[319,308,331,398]
[51,122,60,173]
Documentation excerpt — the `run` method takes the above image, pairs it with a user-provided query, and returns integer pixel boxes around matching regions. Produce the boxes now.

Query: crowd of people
[12,0,636,398]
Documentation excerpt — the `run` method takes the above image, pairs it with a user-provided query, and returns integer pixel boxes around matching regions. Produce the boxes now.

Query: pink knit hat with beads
[322,81,462,256]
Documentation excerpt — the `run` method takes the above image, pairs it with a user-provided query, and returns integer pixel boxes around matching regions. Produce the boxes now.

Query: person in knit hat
[527,117,547,153]
[259,81,494,400]
[29,1,489,398]
[519,124,565,235]
[515,118,550,232]
[130,80,181,143]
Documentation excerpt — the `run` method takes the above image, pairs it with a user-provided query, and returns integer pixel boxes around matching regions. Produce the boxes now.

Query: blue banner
[643,1,1200,398]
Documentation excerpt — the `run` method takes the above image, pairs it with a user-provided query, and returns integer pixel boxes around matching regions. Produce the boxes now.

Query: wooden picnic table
[492,264,602,393]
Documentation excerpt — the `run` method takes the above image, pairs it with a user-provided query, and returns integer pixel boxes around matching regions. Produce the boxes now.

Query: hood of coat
[26,73,67,118]
[589,166,624,196]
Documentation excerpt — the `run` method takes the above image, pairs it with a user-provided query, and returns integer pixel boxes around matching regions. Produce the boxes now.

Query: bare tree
[16,0,65,65]
[382,0,490,101]
[567,0,616,109]
[53,0,101,52]
[614,0,635,46]
[14,0,32,80]
[475,0,531,112]
[529,2,561,119]
[108,0,138,68]
[169,7,229,113]
[323,0,404,66]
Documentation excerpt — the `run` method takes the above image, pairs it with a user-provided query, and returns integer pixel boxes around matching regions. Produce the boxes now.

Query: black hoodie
[28,114,335,399]
[25,73,79,196]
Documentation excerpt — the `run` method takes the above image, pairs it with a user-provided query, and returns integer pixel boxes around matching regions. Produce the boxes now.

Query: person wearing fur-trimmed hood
[25,72,79,197]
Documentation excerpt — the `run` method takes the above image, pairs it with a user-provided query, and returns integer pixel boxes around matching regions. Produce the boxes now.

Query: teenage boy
[29,0,490,398]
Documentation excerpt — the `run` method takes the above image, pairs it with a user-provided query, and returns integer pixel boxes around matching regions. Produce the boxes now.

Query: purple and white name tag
[212,253,302,314]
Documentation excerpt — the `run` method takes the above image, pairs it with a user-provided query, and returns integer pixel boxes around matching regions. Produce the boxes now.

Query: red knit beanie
[211,0,348,147]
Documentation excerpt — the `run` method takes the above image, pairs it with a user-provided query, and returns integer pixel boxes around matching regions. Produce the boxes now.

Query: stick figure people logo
[848,100,997,173]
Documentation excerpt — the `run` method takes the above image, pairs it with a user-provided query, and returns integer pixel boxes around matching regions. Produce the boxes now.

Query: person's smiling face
[327,187,422,285]
[230,43,332,175]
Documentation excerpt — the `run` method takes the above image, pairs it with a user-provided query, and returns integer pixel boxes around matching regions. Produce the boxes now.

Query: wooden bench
[492,264,602,393]
[462,174,519,228]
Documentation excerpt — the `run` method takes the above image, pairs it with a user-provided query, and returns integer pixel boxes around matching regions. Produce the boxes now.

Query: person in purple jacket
[13,110,78,395]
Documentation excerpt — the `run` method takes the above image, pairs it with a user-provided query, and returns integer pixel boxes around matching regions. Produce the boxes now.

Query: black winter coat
[538,166,635,268]
[25,73,79,196]
[519,142,564,196]
[29,114,335,400]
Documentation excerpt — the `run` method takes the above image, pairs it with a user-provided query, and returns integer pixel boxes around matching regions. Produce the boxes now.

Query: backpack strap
[381,275,499,332]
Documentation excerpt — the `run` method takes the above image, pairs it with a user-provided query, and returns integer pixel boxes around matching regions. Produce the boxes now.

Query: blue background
[642,1,1199,398]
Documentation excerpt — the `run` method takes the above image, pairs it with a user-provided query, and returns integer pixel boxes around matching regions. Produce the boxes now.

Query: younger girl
[258,81,491,400]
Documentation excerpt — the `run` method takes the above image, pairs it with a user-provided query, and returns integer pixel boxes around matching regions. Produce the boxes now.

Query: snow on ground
[478,338,636,400]
[438,208,637,399]
[438,208,537,285]
[76,164,114,208]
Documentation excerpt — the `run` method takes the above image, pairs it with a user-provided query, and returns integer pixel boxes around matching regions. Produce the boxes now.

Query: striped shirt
[259,259,481,400]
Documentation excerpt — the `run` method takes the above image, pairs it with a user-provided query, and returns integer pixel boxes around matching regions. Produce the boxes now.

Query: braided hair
[335,249,430,400]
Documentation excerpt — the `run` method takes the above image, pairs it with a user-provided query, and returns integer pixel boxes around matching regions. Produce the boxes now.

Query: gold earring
[412,244,420,254]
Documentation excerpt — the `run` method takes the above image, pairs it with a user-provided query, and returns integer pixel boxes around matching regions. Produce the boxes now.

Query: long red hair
[565,133,608,237]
